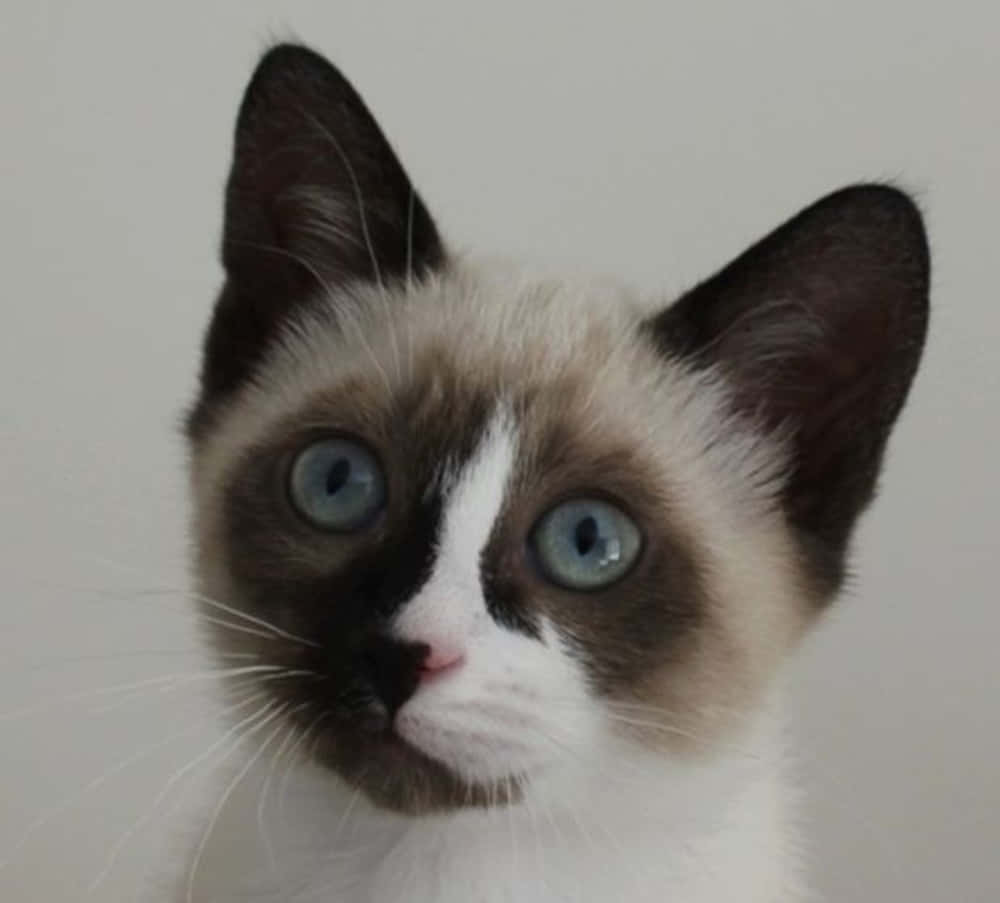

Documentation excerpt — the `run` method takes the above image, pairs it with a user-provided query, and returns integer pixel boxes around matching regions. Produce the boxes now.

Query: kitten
[179,43,928,903]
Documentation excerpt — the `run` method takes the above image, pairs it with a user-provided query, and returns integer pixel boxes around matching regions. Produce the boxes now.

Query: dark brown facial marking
[481,397,707,698]
[206,361,518,812]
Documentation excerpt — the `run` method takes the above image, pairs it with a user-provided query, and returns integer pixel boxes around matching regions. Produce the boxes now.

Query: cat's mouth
[303,706,526,814]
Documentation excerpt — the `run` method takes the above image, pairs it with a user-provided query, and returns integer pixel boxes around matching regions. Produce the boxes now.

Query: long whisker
[187,592,320,648]
[0,688,262,871]
[123,586,321,650]
[56,568,320,651]
[0,665,285,724]
[85,672,266,719]
[542,696,763,761]
[277,711,330,831]
[11,649,253,674]
[185,703,291,903]
[600,710,734,745]
[83,691,279,894]
[256,715,306,876]
[536,778,580,899]
[333,778,365,844]
[197,613,281,642]
[517,760,545,892]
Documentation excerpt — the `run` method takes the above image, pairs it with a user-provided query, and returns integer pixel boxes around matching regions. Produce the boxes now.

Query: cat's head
[187,45,928,814]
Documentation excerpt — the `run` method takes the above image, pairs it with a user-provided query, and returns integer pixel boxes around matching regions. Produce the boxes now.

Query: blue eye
[288,439,386,531]
[531,498,642,591]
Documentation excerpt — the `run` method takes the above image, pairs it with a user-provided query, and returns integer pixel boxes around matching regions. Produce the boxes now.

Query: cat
[177,43,929,903]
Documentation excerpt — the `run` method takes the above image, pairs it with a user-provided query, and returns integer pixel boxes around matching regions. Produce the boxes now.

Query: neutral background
[2,2,997,900]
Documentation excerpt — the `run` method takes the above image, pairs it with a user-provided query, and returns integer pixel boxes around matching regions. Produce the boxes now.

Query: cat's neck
[185,706,802,903]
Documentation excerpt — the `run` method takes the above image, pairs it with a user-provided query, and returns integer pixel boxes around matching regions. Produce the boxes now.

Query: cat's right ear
[646,185,929,595]
[189,44,445,436]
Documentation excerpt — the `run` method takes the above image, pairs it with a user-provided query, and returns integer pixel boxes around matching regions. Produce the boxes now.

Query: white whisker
[52,575,318,650]
[197,613,280,642]
[0,692,255,871]
[186,703,291,903]
[85,691,274,895]
[11,648,233,673]
[168,588,320,649]
[0,665,285,724]
[277,711,330,831]
[256,714,307,876]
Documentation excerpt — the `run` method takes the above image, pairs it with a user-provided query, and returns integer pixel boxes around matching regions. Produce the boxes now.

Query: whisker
[601,711,727,744]
[85,691,276,895]
[84,673,263,719]
[277,711,329,830]
[542,696,763,761]
[533,776,579,899]
[63,576,320,651]
[196,613,279,642]
[185,703,291,903]
[0,689,260,871]
[0,665,285,724]
[256,715,307,876]
[154,587,321,650]
[518,760,545,892]
[9,649,250,674]
[333,778,365,844]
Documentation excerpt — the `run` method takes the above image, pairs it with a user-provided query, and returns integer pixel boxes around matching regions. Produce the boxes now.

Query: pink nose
[419,645,464,679]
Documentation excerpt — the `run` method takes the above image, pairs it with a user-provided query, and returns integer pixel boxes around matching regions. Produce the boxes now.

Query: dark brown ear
[647,185,929,592]
[190,44,444,435]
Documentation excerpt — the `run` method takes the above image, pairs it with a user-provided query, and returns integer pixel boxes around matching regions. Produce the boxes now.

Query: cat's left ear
[647,185,929,592]
[191,44,444,432]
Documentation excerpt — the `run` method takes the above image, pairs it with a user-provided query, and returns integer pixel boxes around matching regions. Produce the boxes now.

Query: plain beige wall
[2,2,997,900]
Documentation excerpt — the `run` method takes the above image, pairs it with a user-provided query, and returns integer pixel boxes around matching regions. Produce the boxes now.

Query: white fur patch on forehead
[393,409,517,651]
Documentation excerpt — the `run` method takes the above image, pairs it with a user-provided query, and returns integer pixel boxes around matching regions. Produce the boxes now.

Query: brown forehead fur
[191,262,817,766]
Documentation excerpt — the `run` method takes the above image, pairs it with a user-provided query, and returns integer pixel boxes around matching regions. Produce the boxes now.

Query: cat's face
[188,45,928,814]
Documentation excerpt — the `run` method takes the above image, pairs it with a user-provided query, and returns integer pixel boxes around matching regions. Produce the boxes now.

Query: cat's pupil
[326,458,351,495]
[574,516,599,556]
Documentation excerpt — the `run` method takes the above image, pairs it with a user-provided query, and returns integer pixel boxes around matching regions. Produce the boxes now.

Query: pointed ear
[647,185,929,589]
[192,44,444,430]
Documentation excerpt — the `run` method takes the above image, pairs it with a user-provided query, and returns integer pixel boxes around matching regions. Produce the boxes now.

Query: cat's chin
[309,719,526,815]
